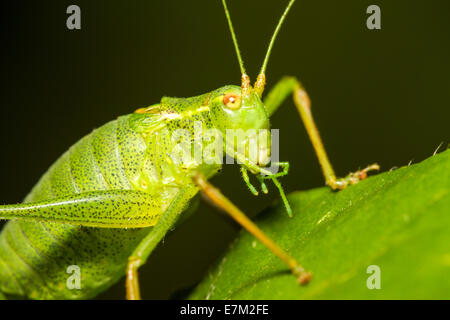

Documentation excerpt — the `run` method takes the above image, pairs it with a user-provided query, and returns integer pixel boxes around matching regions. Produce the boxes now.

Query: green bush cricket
[0,0,379,300]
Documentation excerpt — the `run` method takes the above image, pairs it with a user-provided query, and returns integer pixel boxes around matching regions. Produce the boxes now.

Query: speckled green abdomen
[0,114,182,299]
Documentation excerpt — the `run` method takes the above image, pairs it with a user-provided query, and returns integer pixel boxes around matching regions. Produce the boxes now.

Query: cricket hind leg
[264,76,379,190]
[126,187,197,300]
[192,173,311,284]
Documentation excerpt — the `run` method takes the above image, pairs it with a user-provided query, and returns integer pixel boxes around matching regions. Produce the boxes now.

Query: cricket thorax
[128,98,220,196]
[130,86,274,187]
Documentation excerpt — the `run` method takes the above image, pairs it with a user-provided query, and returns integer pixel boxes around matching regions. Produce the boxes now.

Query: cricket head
[208,84,271,166]
[209,85,269,132]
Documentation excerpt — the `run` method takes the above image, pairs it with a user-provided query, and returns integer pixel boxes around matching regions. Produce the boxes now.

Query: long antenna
[221,0,251,96]
[255,0,296,96]
[221,0,246,76]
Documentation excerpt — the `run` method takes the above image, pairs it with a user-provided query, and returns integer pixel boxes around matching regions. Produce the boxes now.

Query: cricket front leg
[264,76,379,190]
[192,173,311,284]
[126,186,196,300]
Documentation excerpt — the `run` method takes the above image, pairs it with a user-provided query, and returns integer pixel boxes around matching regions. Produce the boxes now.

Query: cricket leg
[192,173,311,284]
[0,189,194,299]
[0,190,178,228]
[264,76,379,190]
[126,186,197,300]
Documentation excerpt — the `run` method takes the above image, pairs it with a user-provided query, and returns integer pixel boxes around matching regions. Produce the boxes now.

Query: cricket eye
[223,93,241,110]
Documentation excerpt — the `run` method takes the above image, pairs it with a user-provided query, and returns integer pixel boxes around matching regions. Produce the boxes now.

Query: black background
[0,1,449,299]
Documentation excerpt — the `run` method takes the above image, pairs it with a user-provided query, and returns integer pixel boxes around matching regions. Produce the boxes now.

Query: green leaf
[189,150,450,299]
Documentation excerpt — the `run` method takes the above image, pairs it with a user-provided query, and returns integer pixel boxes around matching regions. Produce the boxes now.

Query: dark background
[0,1,449,299]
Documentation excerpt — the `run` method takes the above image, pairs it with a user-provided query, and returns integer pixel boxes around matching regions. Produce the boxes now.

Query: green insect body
[1,0,378,300]
[0,86,272,299]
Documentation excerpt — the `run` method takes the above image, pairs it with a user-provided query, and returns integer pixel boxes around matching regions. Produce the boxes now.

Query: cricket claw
[292,265,312,285]
[329,163,380,190]
[298,272,312,285]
